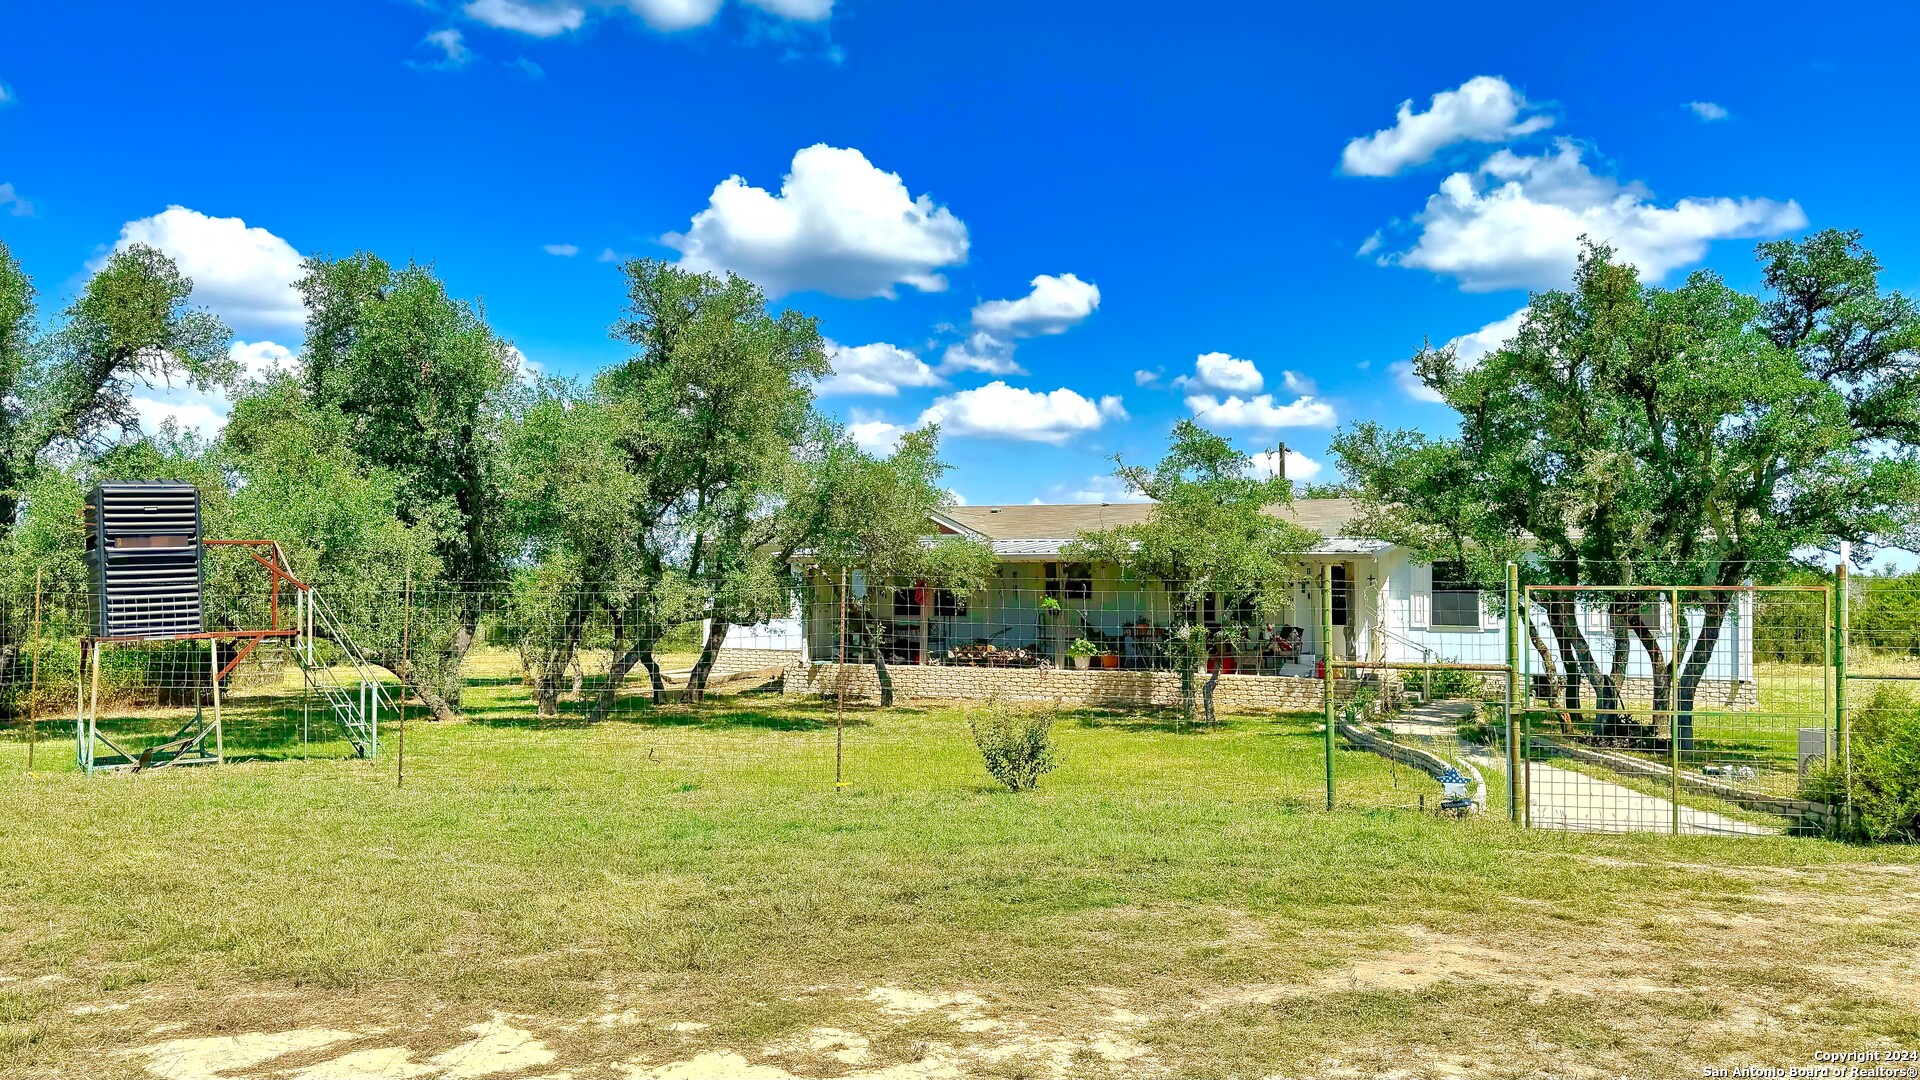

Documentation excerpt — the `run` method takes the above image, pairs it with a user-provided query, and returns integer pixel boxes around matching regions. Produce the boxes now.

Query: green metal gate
[1516,583,1837,836]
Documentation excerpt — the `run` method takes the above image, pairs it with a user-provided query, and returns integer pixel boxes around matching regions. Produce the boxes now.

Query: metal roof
[943,498,1362,541]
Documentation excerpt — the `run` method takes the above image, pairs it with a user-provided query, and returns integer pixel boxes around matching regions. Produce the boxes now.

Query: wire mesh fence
[0,557,1911,842]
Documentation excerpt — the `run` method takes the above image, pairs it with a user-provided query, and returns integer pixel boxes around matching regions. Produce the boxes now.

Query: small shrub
[967,700,1062,792]
[1801,683,1920,842]
[1067,637,1100,659]
[1457,700,1506,748]
[1426,665,1487,700]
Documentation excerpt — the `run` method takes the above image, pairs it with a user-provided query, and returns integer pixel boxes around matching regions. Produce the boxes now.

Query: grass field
[4,682,1919,1080]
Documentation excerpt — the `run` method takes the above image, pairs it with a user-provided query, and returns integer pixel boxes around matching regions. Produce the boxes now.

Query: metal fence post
[27,567,42,772]
[1669,586,1681,836]
[1321,562,1334,812]
[1506,561,1520,824]
[1835,549,1850,836]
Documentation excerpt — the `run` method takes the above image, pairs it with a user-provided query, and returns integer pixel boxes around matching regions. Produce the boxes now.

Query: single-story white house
[721,499,1756,707]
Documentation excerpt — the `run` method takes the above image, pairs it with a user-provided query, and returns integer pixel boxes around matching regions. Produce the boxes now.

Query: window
[892,587,921,618]
[1204,593,1256,628]
[1045,562,1093,600]
[1331,564,1349,626]
[1431,561,1481,628]
[934,589,967,617]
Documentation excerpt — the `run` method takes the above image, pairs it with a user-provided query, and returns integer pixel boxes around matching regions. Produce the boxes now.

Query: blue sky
[3,0,1918,515]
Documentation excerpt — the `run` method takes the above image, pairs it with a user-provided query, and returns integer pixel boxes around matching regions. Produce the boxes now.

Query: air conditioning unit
[84,482,204,640]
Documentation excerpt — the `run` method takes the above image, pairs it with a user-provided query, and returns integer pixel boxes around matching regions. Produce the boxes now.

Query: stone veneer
[782,659,1329,711]
[1514,674,1759,709]
[706,647,806,677]
[774,656,1761,714]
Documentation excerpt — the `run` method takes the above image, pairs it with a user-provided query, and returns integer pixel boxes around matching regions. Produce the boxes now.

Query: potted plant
[1098,650,1120,669]
[1067,637,1099,670]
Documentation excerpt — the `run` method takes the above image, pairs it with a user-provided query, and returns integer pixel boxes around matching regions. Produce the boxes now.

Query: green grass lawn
[2,687,1918,1079]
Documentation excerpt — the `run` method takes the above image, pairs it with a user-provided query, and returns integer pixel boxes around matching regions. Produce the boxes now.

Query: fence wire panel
[1326,571,1515,818]
[1521,584,1833,837]
[2,557,1899,845]
[1840,570,1920,842]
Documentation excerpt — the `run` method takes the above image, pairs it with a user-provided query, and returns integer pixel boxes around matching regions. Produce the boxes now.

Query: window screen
[1431,561,1481,628]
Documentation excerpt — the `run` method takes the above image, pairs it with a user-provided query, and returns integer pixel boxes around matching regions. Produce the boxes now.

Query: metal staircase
[288,566,393,759]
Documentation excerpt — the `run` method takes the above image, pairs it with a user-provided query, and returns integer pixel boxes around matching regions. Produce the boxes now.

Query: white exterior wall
[768,549,1755,680]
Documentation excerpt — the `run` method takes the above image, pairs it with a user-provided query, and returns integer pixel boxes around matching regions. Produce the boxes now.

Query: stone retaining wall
[783,660,1329,711]
[1338,722,1486,812]
[708,647,803,677]
[1514,675,1759,708]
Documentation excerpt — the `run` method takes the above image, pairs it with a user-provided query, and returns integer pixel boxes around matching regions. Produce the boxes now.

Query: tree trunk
[1544,599,1633,740]
[1674,596,1735,752]
[443,620,476,710]
[1626,611,1672,717]
[1523,616,1566,724]
[526,598,588,717]
[685,617,731,702]
[856,606,894,708]
[382,658,461,724]
[1200,663,1221,724]
[597,637,667,716]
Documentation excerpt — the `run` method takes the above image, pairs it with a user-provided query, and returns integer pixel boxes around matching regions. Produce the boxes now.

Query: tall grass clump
[966,699,1061,792]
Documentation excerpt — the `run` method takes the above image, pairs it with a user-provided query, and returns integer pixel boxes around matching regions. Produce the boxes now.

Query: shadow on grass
[456,692,878,733]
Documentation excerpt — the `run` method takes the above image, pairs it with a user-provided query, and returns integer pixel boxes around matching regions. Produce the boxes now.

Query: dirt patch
[124,1028,361,1080]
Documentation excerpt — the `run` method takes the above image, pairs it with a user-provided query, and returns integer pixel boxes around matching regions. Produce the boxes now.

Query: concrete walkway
[1382,701,1778,836]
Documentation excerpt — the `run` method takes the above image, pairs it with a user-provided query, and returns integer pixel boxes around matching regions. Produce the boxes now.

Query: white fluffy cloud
[1381,140,1807,291]
[1447,307,1529,364]
[938,331,1025,377]
[465,0,587,35]
[1392,307,1529,402]
[918,382,1123,444]
[1186,393,1336,430]
[231,339,298,381]
[742,0,832,18]
[1174,352,1264,394]
[819,340,943,396]
[132,396,225,437]
[1251,448,1323,482]
[465,0,828,35]
[666,145,969,299]
[610,0,724,30]
[847,415,905,454]
[422,28,473,66]
[543,243,580,256]
[1340,75,1552,177]
[129,339,298,437]
[0,81,13,105]
[0,183,30,217]
[1280,370,1315,394]
[102,206,306,331]
[1133,368,1162,387]
[970,273,1101,337]
[1686,101,1730,122]
[1047,474,1154,504]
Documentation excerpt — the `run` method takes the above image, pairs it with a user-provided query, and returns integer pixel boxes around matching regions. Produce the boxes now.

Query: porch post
[918,581,930,665]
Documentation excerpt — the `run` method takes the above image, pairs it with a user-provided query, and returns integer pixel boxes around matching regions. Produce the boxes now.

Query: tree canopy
[1333,231,1920,745]
[1071,420,1319,722]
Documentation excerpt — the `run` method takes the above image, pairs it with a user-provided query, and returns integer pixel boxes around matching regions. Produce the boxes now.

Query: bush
[1454,701,1507,749]
[1802,683,1920,842]
[1426,665,1487,700]
[966,700,1062,792]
